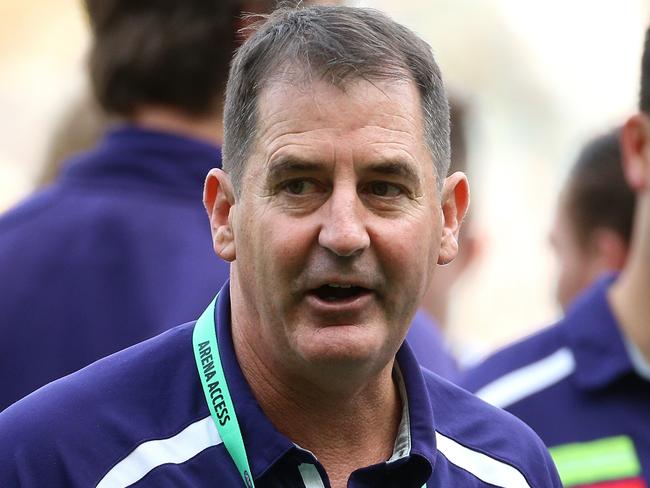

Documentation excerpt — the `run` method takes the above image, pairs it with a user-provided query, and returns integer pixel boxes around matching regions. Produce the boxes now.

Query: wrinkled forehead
[255,62,424,129]
[254,75,427,150]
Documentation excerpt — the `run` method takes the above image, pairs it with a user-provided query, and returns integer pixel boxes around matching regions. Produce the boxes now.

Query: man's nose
[318,187,370,257]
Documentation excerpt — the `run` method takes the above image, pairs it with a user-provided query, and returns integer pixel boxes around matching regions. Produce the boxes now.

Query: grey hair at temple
[222,5,451,195]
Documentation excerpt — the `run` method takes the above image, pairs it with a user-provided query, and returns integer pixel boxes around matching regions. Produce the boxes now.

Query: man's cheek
[384,229,432,270]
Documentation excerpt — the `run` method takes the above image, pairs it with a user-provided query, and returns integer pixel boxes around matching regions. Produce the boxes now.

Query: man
[462,31,650,486]
[0,0,275,411]
[548,128,634,310]
[0,6,561,487]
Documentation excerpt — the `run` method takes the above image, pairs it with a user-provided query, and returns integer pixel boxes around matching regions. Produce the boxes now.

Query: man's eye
[283,179,316,195]
[368,182,403,197]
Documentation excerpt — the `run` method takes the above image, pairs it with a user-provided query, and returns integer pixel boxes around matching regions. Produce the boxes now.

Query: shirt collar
[214,282,435,483]
[60,124,221,196]
[393,339,437,475]
[388,366,413,462]
[564,274,635,390]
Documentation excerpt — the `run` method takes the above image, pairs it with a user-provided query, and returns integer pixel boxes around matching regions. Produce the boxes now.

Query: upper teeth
[328,283,352,288]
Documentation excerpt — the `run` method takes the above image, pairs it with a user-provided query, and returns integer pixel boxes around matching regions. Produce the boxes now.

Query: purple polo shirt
[0,125,229,411]
[0,282,561,487]
[462,275,650,486]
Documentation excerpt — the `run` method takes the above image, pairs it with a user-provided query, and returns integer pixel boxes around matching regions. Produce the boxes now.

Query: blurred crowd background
[1,0,648,364]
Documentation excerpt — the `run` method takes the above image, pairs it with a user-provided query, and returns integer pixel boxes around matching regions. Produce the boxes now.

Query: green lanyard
[192,295,427,488]
[192,296,255,488]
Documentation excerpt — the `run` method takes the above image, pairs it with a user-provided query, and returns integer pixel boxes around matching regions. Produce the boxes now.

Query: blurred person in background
[462,29,650,486]
[407,98,481,379]
[0,0,280,411]
[549,128,635,311]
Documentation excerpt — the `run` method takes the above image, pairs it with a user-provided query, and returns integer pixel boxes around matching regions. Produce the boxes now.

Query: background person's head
[550,129,635,310]
[608,25,650,360]
[83,0,277,122]
[618,25,650,273]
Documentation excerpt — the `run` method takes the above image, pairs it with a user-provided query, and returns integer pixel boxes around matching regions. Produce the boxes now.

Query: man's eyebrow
[366,160,421,184]
[266,157,422,185]
[267,157,327,179]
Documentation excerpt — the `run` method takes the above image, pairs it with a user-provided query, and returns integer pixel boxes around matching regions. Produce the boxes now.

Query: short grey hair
[223,5,450,195]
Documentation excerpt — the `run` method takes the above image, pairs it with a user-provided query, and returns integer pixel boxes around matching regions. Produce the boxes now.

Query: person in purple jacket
[462,29,650,487]
[0,5,561,487]
[0,0,283,411]
[547,128,635,312]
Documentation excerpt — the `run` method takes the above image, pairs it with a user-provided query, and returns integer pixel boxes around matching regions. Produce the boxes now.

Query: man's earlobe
[203,168,237,262]
[437,172,470,265]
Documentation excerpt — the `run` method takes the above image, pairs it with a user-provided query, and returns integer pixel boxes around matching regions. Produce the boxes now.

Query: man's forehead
[256,74,423,129]
[253,78,426,157]
[242,78,436,190]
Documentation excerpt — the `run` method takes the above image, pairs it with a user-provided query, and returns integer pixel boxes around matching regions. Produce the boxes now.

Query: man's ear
[621,113,650,191]
[203,168,237,262]
[437,171,470,265]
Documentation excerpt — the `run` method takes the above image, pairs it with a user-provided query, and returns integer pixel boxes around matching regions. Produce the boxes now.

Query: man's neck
[132,106,223,146]
[231,320,402,487]
[609,200,650,362]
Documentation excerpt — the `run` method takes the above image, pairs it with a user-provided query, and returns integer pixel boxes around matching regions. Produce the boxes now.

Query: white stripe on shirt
[298,463,326,488]
[474,347,575,409]
[96,416,221,488]
[435,431,531,488]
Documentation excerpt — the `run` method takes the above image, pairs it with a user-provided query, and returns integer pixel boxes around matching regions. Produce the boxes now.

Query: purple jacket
[0,125,230,411]
[462,275,650,486]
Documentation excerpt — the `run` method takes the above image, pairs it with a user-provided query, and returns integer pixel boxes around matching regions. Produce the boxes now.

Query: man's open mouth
[310,284,371,302]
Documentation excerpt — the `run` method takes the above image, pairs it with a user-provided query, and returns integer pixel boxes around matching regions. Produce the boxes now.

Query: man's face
[228,77,453,373]
[549,199,599,310]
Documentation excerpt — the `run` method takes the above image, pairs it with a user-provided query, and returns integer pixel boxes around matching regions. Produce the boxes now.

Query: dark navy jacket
[462,276,650,487]
[0,284,561,487]
[0,125,229,411]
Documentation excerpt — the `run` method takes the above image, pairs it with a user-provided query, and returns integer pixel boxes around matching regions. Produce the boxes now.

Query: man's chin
[295,325,393,369]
